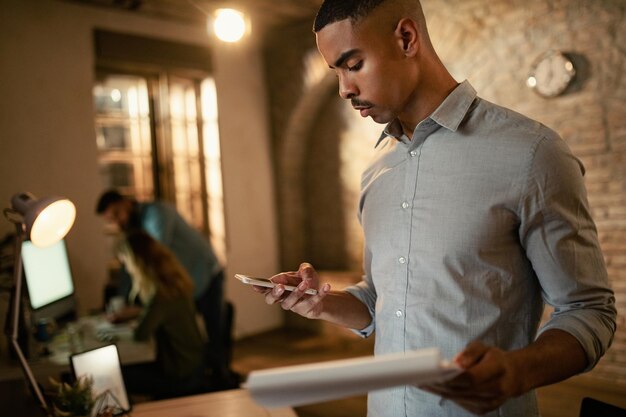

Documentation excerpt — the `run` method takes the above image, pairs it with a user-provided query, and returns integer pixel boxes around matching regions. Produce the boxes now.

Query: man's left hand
[422,341,525,415]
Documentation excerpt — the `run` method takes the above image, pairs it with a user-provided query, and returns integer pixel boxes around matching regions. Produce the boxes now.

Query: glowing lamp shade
[11,193,76,247]
[212,8,248,43]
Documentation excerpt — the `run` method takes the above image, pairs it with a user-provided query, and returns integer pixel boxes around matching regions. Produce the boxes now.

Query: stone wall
[264,0,626,383]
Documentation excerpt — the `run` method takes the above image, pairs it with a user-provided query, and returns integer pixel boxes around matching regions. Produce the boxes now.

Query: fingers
[424,375,506,415]
[261,281,313,306]
[270,271,300,286]
[424,376,501,399]
[422,343,521,415]
[281,282,329,311]
[279,280,312,310]
[453,340,489,369]
[263,285,285,305]
[263,281,330,320]
[256,263,325,317]
[441,345,506,393]
[260,269,305,304]
[280,281,329,308]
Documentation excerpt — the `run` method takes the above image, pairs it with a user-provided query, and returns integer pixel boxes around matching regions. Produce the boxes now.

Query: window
[93,31,226,261]
[201,78,226,260]
[94,75,154,201]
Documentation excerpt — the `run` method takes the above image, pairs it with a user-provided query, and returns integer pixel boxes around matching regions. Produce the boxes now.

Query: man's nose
[339,76,358,100]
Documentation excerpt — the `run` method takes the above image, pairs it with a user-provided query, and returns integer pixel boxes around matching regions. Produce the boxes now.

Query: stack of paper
[245,347,461,408]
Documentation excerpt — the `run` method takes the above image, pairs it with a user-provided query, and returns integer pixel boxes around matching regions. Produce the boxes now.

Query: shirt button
[395,310,403,318]
[409,150,417,157]
[401,201,409,209]
[398,257,406,264]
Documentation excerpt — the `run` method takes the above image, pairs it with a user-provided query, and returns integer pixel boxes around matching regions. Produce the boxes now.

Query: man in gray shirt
[256,0,617,416]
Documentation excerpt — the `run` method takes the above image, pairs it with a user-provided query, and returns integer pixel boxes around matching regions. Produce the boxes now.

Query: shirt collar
[375,80,477,148]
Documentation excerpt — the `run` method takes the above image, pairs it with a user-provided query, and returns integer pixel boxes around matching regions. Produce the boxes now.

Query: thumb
[454,341,489,369]
[298,262,317,281]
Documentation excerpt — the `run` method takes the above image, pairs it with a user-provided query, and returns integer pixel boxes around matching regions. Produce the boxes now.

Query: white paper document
[245,347,461,408]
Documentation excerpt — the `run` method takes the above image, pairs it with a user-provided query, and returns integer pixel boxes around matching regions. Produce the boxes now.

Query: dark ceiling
[63,0,322,28]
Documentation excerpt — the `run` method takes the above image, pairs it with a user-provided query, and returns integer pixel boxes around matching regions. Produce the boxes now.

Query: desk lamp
[3,192,76,416]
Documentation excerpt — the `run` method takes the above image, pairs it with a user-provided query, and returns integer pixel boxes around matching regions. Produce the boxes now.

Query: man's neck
[399,75,458,138]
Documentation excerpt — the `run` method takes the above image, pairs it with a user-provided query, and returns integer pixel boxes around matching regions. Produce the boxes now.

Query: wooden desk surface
[131,389,297,417]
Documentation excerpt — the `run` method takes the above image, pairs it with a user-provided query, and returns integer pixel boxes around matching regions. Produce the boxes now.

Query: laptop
[70,344,131,416]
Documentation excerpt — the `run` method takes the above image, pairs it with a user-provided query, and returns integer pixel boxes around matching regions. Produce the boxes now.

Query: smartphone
[235,274,318,295]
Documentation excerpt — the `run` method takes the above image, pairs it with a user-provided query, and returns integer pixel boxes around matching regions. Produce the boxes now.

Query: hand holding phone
[235,274,318,295]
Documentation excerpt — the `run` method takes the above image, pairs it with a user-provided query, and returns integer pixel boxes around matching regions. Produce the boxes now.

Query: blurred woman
[114,230,206,399]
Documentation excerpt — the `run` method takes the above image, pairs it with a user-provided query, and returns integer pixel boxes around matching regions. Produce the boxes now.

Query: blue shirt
[139,202,221,299]
[345,81,616,417]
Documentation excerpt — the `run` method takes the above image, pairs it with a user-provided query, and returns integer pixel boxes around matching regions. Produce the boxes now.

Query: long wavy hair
[116,230,194,304]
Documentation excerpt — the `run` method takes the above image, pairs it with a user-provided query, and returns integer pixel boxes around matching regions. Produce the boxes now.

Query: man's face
[316,17,416,125]
[102,200,131,230]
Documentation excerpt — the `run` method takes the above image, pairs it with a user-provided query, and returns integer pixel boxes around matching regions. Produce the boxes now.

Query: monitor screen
[22,239,76,320]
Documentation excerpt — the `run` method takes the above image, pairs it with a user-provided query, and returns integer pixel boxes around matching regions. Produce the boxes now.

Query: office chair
[203,301,240,391]
[222,301,235,366]
[579,397,626,417]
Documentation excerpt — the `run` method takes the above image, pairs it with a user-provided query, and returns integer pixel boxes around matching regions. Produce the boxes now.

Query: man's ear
[394,18,419,57]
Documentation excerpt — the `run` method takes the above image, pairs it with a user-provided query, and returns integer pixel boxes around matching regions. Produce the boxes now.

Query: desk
[132,389,297,417]
[0,315,154,382]
[49,315,154,365]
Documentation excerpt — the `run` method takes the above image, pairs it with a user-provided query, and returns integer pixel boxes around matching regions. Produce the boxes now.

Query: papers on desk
[93,320,134,339]
[43,317,137,365]
[245,347,461,408]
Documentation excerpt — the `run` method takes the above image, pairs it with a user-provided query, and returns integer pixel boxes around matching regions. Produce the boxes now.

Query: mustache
[351,99,373,108]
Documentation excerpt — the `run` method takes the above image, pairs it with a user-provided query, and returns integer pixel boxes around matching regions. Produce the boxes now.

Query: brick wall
[264,0,625,383]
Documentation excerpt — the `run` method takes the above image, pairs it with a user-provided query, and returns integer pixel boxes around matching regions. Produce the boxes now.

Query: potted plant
[48,375,95,417]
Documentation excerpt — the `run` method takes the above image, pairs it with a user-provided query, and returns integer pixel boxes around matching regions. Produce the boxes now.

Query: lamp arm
[8,222,51,416]
[10,222,24,343]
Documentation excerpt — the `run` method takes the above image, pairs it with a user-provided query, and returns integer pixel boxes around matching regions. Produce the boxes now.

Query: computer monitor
[21,239,77,323]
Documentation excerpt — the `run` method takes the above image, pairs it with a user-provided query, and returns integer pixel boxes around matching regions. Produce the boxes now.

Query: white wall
[0,0,282,344]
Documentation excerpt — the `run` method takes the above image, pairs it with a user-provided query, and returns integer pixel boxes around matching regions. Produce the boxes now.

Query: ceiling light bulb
[212,8,247,43]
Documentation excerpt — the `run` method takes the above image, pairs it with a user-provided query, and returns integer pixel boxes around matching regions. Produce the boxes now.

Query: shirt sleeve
[518,135,617,370]
[344,241,377,338]
[133,296,163,342]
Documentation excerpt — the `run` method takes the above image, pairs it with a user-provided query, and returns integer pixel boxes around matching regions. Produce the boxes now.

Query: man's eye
[347,61,363,72]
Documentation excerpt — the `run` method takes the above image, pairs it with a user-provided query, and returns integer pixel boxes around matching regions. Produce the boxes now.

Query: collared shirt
[345,81,616,417]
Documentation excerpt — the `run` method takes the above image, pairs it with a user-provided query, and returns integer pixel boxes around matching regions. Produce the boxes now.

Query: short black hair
[95,189,125,214]
[313,0,387,32]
